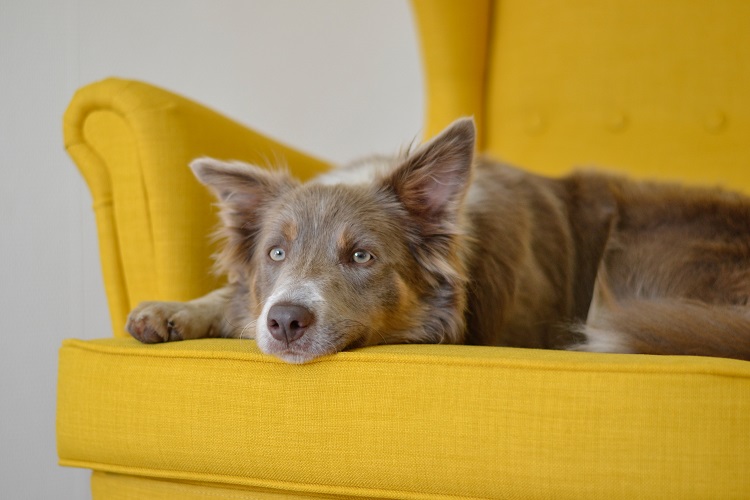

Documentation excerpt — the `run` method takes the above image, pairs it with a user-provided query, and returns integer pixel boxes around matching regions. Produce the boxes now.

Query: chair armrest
[63,78,330,336]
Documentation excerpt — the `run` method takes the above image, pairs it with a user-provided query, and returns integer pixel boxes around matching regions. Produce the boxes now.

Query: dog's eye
[352,250,372,264]
[269,247,286,262]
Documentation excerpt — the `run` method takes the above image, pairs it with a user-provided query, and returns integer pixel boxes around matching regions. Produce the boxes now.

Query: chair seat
[57,338,750,499]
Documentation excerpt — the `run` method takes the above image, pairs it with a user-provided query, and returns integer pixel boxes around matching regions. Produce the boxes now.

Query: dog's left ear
[383,117,475,224]
[190,158,298,229]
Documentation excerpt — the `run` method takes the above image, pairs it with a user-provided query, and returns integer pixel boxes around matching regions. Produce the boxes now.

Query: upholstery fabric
[59,338,750,499]
[90,472,337,500]
[59,1,750,498]
[411,0,492,149]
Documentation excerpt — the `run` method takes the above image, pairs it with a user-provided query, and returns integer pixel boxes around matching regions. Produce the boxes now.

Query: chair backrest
[412,0,750,190]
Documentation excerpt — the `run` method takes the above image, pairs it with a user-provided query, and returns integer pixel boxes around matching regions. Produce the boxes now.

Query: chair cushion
[58,338,750,499]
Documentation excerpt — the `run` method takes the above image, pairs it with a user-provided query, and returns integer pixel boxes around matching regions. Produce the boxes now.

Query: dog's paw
[126,301,202,343]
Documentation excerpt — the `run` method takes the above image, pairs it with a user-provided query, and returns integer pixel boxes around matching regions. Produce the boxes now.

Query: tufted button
[525,112,545,135]
[605,111,628,133]
[703,111,726,133]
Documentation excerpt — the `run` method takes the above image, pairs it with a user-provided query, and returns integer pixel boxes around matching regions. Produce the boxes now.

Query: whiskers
[221,315,256,341]
[238,319,257,340]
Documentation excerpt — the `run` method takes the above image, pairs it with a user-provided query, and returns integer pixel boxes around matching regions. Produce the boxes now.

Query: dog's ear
[191,158,296,204]
[190,158,298,227]
[383,117,475,225]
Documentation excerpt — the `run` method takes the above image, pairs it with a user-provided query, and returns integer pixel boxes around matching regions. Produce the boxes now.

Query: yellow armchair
[59,2,750,499]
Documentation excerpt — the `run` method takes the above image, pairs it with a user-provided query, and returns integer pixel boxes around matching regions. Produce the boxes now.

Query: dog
[127,118,750,363]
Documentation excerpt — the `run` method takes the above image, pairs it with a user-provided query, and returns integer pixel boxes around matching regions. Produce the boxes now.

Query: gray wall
[0,1,422,497]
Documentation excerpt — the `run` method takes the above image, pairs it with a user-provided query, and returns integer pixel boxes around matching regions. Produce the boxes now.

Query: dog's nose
[266,303,315,344]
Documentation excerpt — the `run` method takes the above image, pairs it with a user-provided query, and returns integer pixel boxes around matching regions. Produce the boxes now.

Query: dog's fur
[127,118,750,363]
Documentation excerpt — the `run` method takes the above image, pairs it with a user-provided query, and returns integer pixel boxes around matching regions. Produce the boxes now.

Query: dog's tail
[571,299,750,361]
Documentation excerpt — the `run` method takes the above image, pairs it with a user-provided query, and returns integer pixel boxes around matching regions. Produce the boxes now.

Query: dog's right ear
[382,117,476,227]
[190,158,298,227]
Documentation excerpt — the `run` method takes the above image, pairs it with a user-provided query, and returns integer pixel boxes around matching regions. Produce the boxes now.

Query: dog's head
[192,118,475,363]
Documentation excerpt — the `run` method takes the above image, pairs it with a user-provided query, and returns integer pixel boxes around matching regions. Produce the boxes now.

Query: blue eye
[269,247,286,261]
[352,250,372,264]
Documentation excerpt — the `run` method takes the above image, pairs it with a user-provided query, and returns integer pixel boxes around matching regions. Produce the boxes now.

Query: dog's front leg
[126,286,235,343]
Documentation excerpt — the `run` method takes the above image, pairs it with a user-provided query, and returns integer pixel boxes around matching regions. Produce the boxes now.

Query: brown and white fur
[127,118,750,363]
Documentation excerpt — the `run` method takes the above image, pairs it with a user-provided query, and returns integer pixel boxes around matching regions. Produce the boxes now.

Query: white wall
[0,1,422,497]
